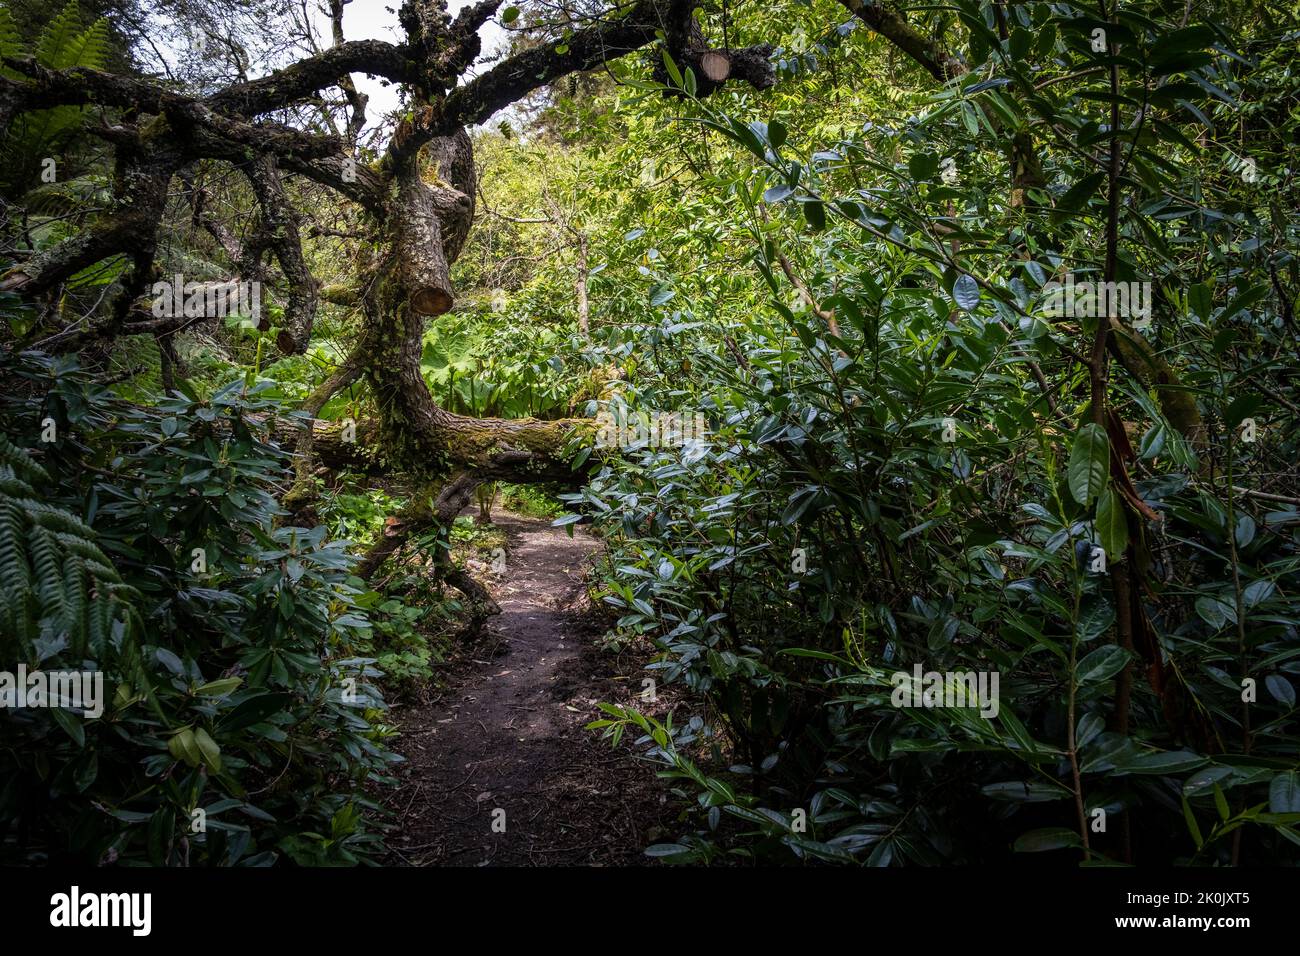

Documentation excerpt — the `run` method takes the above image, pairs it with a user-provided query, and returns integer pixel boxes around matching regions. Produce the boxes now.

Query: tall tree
[1,0,773,610]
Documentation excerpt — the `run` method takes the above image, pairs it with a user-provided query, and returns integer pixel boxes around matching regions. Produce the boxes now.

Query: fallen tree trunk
[356,471,502,630]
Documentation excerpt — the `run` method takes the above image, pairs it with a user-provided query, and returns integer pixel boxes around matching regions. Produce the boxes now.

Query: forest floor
[382,511,674,866]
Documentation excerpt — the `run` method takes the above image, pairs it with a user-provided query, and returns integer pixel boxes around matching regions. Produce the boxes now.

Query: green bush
[0,351,400,865]
[577,2,1300,864]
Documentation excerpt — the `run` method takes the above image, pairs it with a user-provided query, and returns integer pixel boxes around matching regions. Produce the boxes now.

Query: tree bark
[575,233,590,337]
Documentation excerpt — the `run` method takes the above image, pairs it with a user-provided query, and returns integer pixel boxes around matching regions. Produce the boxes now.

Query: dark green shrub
[0,351,399,865]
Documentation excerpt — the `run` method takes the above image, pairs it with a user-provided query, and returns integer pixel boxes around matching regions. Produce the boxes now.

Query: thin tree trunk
[575,233,590,337]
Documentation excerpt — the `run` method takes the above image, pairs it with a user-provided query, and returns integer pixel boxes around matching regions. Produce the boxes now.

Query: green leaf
[1008,27,1031,61]
[1213,782,1230,821]
[1195,596,1232,630]
[502,6,519,24]
[147,806,175,865]
[996,706,1048,755]
[1219,283,1268,322]
[1243,579,1275,608]
[1150,49,1214,77]
[1076,644,1131,685]
[50,705,86,746]
[36,3,86,68]
[0,8,22,68]
[1182,793,1204,848]
[1265,674,1295,708]
[660,49,684,89]
[648,282,676,307]
[155,647,184,675]
[767,119,787,150]
[953,274,980,312]
[644,843,691,859]
[1068,423,1110,506]
[1053,172,1106,221]
[981,780,1071,802]
[1184,765,1232,795]
[802,198,826,231]
[194,726,222,772]
[50,15,109,71]
[167,727,201,767]
[908,152,938,181]
[1224,392,1263,429]
[219,692,292,732]
[1076,712,1106,749]
[1095,485,1128,556]
[1078,601,1115,642]
[1234,514,1255,548]
[1157,25,1216,56]
[1269,772,1300,813]
[195,676,243,697]
[1122,750,1207,774]
[1188,281,1213,321]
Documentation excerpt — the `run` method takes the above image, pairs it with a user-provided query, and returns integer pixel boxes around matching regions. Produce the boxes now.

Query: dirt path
[384,512,669,866]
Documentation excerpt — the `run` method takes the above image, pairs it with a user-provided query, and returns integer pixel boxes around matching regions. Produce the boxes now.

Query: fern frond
[35,2,85,69]
[53,531,118,578]
[88,592,109,654]
[3,3,111,165]
[24,175,110,216]
[64,556,88,652]
[0,433,52,485]
[28,525,66,627]
[0,499,33,594]
[0,585,16,640]
[53,16,109,71]
[0,476,38,497]
[28,504,96,538]
[0,8,22,78]
[0,585,40,655]
[82,558,123,584]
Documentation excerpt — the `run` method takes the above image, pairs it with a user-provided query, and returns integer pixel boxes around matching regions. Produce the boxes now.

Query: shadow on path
[384,512,669,866]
